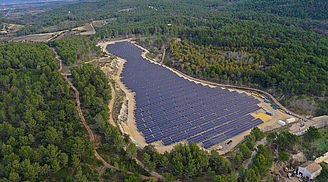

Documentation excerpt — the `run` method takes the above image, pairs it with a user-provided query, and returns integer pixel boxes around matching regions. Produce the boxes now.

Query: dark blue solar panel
[142,129,152,136]
[202,118,264,148]
[162,138,173,146]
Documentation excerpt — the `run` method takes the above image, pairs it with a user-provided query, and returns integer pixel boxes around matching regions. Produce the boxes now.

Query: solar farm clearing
[107,41,265,150]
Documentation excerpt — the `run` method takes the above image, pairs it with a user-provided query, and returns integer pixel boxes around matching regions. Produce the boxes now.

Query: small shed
[298,161,322,180]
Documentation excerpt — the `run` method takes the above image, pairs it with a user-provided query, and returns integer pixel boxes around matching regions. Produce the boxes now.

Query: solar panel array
[107,41,264,149]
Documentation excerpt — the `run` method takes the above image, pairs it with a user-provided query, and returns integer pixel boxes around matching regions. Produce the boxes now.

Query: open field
[0,23,24,34]
[72,23,95,35]
[1,30,66,42]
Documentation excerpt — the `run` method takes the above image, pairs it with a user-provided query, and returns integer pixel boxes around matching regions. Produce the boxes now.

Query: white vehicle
[278,120,286,126]
[286,118,296,124]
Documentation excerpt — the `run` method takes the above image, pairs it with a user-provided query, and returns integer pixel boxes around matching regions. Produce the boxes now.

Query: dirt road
[54,49,158,181]
[99,61,118,127]
[52,48,62,72]
[161,45,166,63]
[63,76,95,142]
[107,80,116,126]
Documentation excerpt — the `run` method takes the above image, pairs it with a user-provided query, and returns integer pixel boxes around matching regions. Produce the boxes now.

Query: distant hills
[0,0,85,6]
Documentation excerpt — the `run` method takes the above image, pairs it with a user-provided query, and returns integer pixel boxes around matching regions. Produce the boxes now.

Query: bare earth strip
[98,40,153,150]
[107,80,116,126]
[101,63,117,127]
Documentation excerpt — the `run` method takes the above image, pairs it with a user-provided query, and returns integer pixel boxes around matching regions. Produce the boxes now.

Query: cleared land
[2,30,66,42]
[99,40,292,154]
[0,23,24,34]
[72,23,96,35]
[110,42,263,149]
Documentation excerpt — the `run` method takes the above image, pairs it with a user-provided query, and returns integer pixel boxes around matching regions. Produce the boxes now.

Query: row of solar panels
[132,83,216,97]
[135,92,244,120]
[137,94,250,116]
[135,89,224,106]
[136,96,257,132]
[121,65,215,91]
[136,91,217,108]
[125,76,214,92]
[187,114,255,143]
[133,83,220,97]
[135,91,246,118]
[135,88,235,109]
[161,115,257,146]
[123,81,196,95]
[107,42,264,148]
[136,96,259,131]
[202,118,263,148]
[122,76,193,90]
[136,93,240,115]
[143,105,260,144]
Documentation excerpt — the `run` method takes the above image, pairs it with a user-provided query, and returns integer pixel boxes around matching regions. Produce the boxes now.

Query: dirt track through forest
[53,49,157,180]
[107,80,116,126]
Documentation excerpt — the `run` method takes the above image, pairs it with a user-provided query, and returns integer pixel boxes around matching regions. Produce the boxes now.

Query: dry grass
[9,32,54,42]
[41,20,81,32]
[72,23,95,35]
[1,23,24,34]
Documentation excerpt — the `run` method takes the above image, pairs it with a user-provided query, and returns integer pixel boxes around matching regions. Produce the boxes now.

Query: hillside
[0,42,98,181]
[0,0,328,181]
[1,0,84,5]
[14,0,328,35]
[230,0,328,20]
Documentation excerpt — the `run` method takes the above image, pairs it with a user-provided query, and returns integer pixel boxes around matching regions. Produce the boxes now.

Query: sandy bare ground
[98,40,137,131]
[106,76,117,127]
[98,39,292,154]
[100,60,117,127]
[114,57,146,147]
[71,23,96,35]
